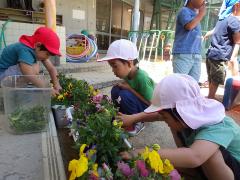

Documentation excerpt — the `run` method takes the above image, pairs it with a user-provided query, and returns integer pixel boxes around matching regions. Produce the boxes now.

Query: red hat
[19,27,61,56]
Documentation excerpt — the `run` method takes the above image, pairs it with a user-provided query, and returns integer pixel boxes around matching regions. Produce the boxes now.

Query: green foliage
[9,105,48,134]
[52,74,129,173]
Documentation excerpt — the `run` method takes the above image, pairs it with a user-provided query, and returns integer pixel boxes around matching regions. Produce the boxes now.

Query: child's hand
[120,151,132,160]
[198,3,206,17]
[117,82,131,90]
[117,112,136,127]
[53,84,62,93]
[51,88,60,97]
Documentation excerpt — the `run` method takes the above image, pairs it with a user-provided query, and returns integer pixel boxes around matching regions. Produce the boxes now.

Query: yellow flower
[152,144,161,151]
[92,89,100,96]
[80,144,87,157]
[57,94,64,101]
[88,149,96,160]
[68,83,73,90]
[149,150,163,173]
[89,85,94,93]
[68,146,89,180]
[92,163,99,177]
[112,120,118,126]
[77,155,88,177]
[163,159,174,174]
[68,159,78,180]
[142,146,150,161]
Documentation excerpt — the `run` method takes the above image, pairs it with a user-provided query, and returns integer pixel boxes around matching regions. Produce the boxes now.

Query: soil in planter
[57,128,78,177]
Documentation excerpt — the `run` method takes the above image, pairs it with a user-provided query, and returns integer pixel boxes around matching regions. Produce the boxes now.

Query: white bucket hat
[97,39,138,62]
[144,74,225,129]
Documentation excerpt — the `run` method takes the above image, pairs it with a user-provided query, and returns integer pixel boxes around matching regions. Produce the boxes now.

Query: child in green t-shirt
[98,39,155,136]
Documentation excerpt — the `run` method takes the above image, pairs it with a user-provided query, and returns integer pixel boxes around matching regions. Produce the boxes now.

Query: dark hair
[38,44,54,56]
[163,108,184,123]
[118,58,139,66]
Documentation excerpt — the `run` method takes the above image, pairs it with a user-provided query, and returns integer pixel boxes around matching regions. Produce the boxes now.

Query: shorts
[206,58,226,85]
[0,65,22,81]
[172,54,202,82]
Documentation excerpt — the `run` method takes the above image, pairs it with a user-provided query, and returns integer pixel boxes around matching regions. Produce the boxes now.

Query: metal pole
[44,0,57,31]
[132,0,140,44]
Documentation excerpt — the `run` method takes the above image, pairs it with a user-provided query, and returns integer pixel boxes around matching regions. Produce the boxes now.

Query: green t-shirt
[125,68,155,101]
[186,116,240,161]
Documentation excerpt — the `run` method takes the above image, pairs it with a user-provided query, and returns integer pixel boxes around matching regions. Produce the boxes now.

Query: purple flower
[96,104,103,112]
[170,169,181,180]
[92,94,104,104]
[136,160,149,177]
[117,161,134,177]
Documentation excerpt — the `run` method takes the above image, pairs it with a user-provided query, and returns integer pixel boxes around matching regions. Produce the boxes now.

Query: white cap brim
[144,105,162,114]
[97,56,132,62]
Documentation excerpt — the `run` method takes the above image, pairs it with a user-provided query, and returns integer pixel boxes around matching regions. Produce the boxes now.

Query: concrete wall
[56,0,96,35]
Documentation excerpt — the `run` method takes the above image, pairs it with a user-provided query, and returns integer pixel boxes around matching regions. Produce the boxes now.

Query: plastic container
[1,75,52,134]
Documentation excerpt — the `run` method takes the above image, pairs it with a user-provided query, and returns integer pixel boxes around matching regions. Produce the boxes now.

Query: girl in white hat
[120,73,240,180]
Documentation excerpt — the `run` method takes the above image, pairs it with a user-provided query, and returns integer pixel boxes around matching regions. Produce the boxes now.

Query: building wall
[56,0,96,35]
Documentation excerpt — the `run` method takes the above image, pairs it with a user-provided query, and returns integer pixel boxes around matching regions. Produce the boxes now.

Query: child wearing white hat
[98,39,155,136]
[120,73,240,179]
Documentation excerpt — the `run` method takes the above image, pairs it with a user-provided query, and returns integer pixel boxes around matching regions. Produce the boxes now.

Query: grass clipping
[8,106,48,134]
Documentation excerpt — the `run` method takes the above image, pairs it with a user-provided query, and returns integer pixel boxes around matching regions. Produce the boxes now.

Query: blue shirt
[0,42,36,72]
[207,16,240,61]
[186,116,240,161]
[172,7,202,54]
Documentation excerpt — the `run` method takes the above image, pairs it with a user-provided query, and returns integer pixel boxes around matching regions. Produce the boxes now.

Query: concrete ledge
[42,112,66,180]
[0,112,66,180]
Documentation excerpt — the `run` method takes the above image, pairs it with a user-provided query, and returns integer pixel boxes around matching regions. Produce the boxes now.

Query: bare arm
[42,59,62,92]
[185,5,206,30]
[158,140,219,168]
[229,32,240,76]
[19,62,47,88]
[203,28,215,40]
[118,111,162,127]
[117,82,150,105]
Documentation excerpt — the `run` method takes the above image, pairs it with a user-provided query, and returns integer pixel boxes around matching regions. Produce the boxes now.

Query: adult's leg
[201,149,234,180]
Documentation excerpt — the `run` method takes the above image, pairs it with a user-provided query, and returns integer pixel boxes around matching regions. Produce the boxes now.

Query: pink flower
[170,169,181,180]
[89,173,99,180]
[136,160,149,177]
[117,161,134,177]
[92,94,103,104]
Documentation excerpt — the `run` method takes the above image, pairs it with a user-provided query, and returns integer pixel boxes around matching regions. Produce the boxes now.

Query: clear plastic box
[1,75,52,134]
